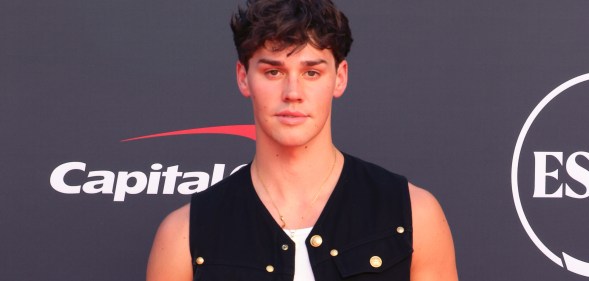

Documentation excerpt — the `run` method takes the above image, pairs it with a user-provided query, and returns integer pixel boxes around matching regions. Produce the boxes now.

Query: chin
[275,137,311,148]
[271,132,316,148]
[257,123,325,148]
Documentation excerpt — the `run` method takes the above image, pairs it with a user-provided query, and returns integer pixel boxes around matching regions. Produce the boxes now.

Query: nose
[282,75,303,102]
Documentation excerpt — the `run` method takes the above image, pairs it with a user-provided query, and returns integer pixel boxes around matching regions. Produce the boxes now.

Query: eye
[304,70,320,79]
[265,69,283,79]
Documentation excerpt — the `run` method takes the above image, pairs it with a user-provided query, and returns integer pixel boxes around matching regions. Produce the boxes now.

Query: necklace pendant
[279,216,286,228]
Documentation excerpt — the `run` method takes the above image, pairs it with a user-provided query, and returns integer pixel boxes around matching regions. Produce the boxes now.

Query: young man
[147,0,458,280]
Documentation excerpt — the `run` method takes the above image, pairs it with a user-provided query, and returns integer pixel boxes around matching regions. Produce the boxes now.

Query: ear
[333,60,348,98]
[236,61,251,98]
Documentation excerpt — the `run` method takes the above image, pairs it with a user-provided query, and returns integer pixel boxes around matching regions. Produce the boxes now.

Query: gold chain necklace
[254,149,338,231]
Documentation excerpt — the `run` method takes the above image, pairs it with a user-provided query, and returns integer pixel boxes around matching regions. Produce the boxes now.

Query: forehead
[250,41,336,65]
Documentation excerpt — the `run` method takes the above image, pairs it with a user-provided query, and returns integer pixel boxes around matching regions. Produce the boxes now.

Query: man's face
[236,42,348,148]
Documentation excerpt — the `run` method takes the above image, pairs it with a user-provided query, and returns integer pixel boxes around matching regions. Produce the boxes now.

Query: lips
[277,110,306,117]
[276,110,308,125]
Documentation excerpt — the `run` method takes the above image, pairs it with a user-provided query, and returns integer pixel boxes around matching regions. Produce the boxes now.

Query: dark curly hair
[230,0,353,69]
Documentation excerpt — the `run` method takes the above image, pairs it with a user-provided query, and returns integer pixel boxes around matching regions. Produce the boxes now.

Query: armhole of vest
[400,176,413,246]
[189,195,198,271]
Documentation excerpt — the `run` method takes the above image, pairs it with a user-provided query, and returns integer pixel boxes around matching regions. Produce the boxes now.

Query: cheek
[251,98,270,121]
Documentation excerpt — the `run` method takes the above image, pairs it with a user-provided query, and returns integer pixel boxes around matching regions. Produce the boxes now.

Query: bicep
[146,204,193,281]
[409,184,458,281]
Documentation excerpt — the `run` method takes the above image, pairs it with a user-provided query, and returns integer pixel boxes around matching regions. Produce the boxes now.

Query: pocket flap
[333,232,412,278]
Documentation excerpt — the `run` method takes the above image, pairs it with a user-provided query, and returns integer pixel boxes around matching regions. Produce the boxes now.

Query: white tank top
[284,227,315,281]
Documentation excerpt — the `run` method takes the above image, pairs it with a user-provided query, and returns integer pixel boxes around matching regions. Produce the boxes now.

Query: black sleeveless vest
[189,153,413,280]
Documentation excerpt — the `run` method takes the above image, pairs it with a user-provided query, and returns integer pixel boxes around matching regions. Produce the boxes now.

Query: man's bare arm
[146,204,192,281]
[409,183,459,281]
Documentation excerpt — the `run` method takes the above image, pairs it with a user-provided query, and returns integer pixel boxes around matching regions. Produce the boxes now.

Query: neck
[254,142,337,197]
[252,140,343,229]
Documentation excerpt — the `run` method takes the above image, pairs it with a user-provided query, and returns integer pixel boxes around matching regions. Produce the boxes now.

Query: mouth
[276,110,307,118]
[276,110,308,124]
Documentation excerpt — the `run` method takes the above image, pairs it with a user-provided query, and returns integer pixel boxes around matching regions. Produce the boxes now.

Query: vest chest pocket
[332,232,413,278]
[193,263,291,281]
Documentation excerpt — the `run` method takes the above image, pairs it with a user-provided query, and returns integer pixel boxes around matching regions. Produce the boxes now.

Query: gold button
[370,256,383,268]
[195,257,204,265]
[266,265,274,272]
[310,235,323,247]
[396,226,405,234]
[281,244,289,251]
[330,249,339,257]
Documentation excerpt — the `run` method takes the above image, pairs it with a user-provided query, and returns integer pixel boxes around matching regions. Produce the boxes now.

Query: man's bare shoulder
[408,183,443,217]
[146,204,192,281]
[161,204,190,230]
[408,183,459,281]
[151,204,191,246]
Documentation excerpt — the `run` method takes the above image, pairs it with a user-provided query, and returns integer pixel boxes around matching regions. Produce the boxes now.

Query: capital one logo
[512,73,589,277]
[50,125,255,201]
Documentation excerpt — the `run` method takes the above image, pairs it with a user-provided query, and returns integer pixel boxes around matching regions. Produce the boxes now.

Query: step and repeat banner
[2,1,589,280]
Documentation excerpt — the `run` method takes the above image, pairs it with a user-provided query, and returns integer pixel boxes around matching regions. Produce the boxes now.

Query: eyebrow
[256,58,328,67]
[257,58,283,67]
[302,59,328,67]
